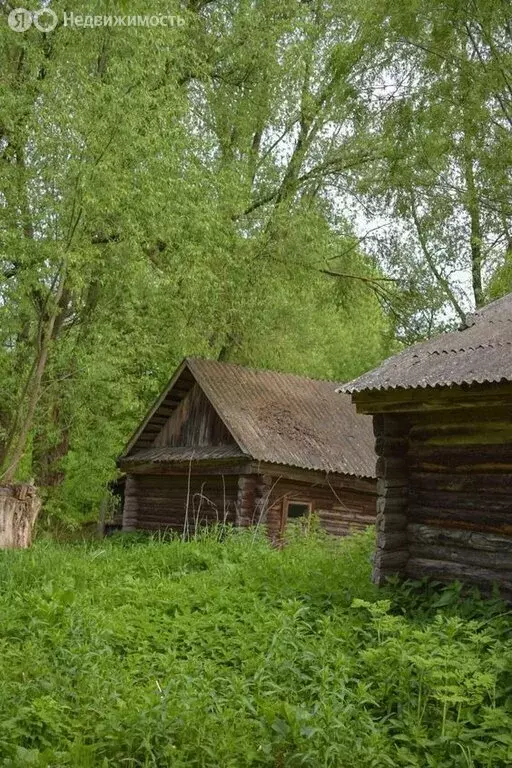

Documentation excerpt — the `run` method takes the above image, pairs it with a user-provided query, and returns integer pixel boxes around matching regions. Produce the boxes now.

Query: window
[286,501,312,519]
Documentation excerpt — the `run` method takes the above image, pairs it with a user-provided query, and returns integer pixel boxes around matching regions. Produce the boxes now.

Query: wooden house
[117,358,377,540]
[342,293,512,597]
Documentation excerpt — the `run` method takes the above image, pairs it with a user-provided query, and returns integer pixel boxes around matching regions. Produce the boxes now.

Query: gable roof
[121,357,376,478]
[342,292,512,394]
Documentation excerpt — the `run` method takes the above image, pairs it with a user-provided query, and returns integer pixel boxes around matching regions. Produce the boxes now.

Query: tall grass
[0,528,511,767]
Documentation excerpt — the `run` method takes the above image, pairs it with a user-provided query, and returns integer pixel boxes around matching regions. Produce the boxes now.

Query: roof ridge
[342,291,512,394]
[185,356,345,387]
[120,356,377,477]
[475,291,512,317]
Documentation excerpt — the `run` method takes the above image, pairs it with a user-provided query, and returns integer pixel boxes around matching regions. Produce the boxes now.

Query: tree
[0,0,392,519]
[354,0,512,338]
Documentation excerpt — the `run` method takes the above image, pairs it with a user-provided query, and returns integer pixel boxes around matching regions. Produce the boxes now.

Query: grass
[0,527,512,767]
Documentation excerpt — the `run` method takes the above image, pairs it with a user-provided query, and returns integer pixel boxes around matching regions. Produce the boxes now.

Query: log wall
[122,473,239,534]
[404,406,512,595]
[122,468,377,542]
[265,474,376,543]
[369,398,512,596]
[372,414,410,585]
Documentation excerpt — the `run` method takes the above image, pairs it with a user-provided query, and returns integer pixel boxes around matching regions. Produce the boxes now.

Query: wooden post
[122,475,138,531]
[236,475,257,526]
[0,484,41,548]
[256,474,273,526]
[372,414,410,585]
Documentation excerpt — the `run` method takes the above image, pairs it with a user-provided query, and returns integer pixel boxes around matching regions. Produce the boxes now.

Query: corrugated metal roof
[122,358,376,478]
[123,445,248,464]
[342,292,512,394]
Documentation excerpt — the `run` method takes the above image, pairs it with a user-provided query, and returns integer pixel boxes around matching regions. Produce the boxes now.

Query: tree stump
[0,484,41,548]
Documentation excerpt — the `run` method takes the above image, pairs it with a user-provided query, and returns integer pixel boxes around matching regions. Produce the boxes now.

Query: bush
[0,528,511,766]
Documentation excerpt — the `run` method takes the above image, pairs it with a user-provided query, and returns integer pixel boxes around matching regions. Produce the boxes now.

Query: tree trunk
[0,269,67,483]
[0,484,41,548]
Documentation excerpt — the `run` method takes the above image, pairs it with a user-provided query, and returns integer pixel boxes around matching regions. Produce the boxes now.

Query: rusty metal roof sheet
[342,292,512,394]
[122,358,376,478]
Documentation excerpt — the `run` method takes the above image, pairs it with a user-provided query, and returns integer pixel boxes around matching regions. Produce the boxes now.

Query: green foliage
[0,529,511,767]
[1,0,511,513]
[0,0,393,516]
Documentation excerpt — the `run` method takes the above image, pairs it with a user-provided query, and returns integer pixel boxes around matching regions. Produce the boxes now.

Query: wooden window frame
[281,498,313,534]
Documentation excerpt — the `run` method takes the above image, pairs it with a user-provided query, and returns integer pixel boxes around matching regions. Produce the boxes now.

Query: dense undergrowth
[0,528,511,767]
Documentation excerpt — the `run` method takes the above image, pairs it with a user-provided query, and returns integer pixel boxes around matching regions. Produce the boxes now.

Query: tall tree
[0,0,391,516]
[354,0,512,338]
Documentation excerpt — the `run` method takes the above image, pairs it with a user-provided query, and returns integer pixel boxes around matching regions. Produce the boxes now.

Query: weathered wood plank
[410,471,512,494]
[409,544,512,571]
[406,557,512,590]
[377,531,408,550]
[354,383,512,415]
[376,512,407,532]
[407,523,512,552]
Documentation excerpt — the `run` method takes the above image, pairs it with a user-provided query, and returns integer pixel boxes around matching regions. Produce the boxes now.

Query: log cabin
[342,292,512,597]
[117,358,377,541]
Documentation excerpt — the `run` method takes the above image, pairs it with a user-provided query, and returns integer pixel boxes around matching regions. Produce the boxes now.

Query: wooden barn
[343,292,512,597]
[117,358,377,540]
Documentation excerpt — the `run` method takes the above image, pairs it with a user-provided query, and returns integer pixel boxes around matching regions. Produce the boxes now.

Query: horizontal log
[134,508,237,518]
[405,557,512,590]
[409,442,512,464]
[255,465,376,494]
[409,403,512,426]
[133,490,238,500]
[134,508,237,519]
[409,418,512,444]
[377,479,408,495]
[352,513,376,524]
[323,527,366,537]
[134,524,215,533]
[134,486,238,494]
[407,523,512,552]
[409,544,512,571]
[411,491,512,513]
[375,436,408,458]
[317,512,347,523]
[376,512,407,532]
[376,456,408,479]
[410,461,512,475]
[410,472,512,494]
[373,548,409,569]
[373,415,409,438]
[376,531,408,550]
[135,505,237,515]
[136,518,234,529]
[412,521,512,537]
[134,476,238,486]
[317,509,374,521]
[363,382,512,409]
[133,497,236,504]
[376,497,408,516]
[134,514,237,525]
[271,487,376,505]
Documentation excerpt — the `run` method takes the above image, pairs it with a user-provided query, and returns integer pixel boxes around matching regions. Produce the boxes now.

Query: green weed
[0,529,511,767]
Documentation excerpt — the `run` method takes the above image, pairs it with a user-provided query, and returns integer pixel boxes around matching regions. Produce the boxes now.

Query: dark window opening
[287,502,311,519]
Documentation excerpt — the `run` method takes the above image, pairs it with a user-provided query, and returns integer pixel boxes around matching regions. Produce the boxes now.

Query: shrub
[0,528,511,767]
